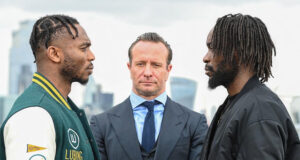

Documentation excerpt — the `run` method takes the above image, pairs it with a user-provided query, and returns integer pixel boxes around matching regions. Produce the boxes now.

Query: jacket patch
[68,128,80,149]
[27,144,47,153]
[29,154,46,160]
[65,149,83,160]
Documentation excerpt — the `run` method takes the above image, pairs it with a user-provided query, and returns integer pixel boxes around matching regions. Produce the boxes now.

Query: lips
[206,71,213,78]
[140,81,154,84]
[87,63,94,70]
[205,65,213,77]
[139,81,156,86]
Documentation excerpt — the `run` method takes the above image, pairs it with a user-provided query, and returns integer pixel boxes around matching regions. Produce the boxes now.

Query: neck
[37,68,71,99]
[226,66,254,96]
[133,89,164,101]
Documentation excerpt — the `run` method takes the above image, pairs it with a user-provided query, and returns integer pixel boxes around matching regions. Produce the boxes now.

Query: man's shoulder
[242,83,283,107]
[91,98,130,119]
[235,83,289,123]
[167,98,205,118]
[13,83,53,108]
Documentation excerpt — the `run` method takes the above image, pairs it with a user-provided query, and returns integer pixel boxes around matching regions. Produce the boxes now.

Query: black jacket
[200,76,300,160]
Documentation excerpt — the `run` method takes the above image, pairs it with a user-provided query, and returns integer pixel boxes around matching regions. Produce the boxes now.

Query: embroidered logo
[29,154,46,160]
[27,144,47,153]
[67,128,80,149]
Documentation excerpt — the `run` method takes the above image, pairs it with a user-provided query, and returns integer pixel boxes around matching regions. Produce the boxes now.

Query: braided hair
[29,14,79,61]
[211,13,276,82]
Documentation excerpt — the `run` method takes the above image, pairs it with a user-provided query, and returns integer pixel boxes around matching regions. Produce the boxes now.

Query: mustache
[205,64,214,72]
[87,63,94,69]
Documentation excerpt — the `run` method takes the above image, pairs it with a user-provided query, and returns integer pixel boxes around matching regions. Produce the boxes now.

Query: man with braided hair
[0,14,101,160]
[200,13,300,160]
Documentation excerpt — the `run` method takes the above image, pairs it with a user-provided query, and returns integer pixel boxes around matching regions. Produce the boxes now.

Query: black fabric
[141,140,158,160]
[200,76,300,160]
[206,94,237,157]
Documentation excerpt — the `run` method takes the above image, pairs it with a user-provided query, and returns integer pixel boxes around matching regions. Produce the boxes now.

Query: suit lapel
[155,97,188,160]
[108,98,143,160]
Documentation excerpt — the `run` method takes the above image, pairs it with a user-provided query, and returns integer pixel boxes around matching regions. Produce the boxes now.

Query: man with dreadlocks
[0,15,101,160]
[200,14,300,160]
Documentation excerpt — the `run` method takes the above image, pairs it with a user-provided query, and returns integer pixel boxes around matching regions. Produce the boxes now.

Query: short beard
[61,55,89,85]
[208,60,238,89]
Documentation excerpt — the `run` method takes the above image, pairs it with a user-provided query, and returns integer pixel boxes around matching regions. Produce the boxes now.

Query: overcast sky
[0,0,299,120]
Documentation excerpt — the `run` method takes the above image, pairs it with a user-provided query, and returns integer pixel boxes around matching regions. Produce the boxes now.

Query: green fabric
[0,73,100,160]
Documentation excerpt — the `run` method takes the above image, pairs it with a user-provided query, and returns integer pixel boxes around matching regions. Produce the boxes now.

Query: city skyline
[0,1,300,122]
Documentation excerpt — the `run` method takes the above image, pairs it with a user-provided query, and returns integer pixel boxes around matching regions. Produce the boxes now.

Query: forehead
[57,24,90,42]
[206,28,213,44]
[72,24,90,42]
[131,41,168,59]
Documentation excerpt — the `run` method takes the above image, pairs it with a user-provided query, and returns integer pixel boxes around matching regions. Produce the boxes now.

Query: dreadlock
[29,14,79,62]
[211,13,276,82]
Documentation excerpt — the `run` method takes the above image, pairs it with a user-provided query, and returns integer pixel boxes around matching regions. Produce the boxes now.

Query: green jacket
[0,72,101,160]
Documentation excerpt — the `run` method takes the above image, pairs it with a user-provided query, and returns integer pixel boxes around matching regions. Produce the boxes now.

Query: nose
[203,51,211,64]
[88,49,95,61]
[144,63,153,77]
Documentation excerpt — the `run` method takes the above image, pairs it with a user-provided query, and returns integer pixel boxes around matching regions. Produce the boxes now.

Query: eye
[81,47,87,52]
[207,42,213,49]
[136,63,144,66]
[152,63,162,68]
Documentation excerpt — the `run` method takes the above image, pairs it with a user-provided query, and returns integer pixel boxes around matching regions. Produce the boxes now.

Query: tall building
[0,95,18,126]
[9,20,35,95]
[83,76,98,108]
[82,76,114,121]
[0,97,4,125]
[291,96,300,136]
[170,77,197,110]
[0,20,35,126]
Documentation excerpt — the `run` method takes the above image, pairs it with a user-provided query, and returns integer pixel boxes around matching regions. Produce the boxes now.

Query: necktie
[141,101,157,153]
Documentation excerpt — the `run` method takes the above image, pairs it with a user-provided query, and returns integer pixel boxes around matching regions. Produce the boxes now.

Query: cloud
[1,0,297,26]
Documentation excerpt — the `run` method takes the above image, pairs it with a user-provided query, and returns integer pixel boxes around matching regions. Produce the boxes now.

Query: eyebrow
[80,41,91,47]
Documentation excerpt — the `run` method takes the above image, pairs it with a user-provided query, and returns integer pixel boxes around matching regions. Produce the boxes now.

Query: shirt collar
[130,91,167,109]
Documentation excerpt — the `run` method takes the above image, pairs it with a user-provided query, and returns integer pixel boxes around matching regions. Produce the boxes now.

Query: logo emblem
[29,154,46,160]
[68,128,80,149]
[27,144,47,153]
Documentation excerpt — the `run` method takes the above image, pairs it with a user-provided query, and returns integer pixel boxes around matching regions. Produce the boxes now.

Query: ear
[167,64,172,72]
[127,62,131,70]
[165,64,172,81]
[127,62,134,80]
[46,46,63,63]
[233,50,239,63]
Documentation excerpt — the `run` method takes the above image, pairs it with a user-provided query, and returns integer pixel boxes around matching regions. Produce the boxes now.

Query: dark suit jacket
[90,97,208,160]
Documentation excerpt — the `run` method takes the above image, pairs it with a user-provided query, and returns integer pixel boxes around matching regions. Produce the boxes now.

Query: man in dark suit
[90,32,208,160]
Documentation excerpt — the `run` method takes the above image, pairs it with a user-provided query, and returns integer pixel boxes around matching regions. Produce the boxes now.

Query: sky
[0,0,300,120]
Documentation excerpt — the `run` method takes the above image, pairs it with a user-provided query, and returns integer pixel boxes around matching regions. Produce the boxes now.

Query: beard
[207,60,238,89]
[61,55,89,85]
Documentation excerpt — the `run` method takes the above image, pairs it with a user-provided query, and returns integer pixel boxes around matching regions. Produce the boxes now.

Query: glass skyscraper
[170,76,197,110]
[9,20,35,95]
[82,76,114,121]
[291,96,300,136]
